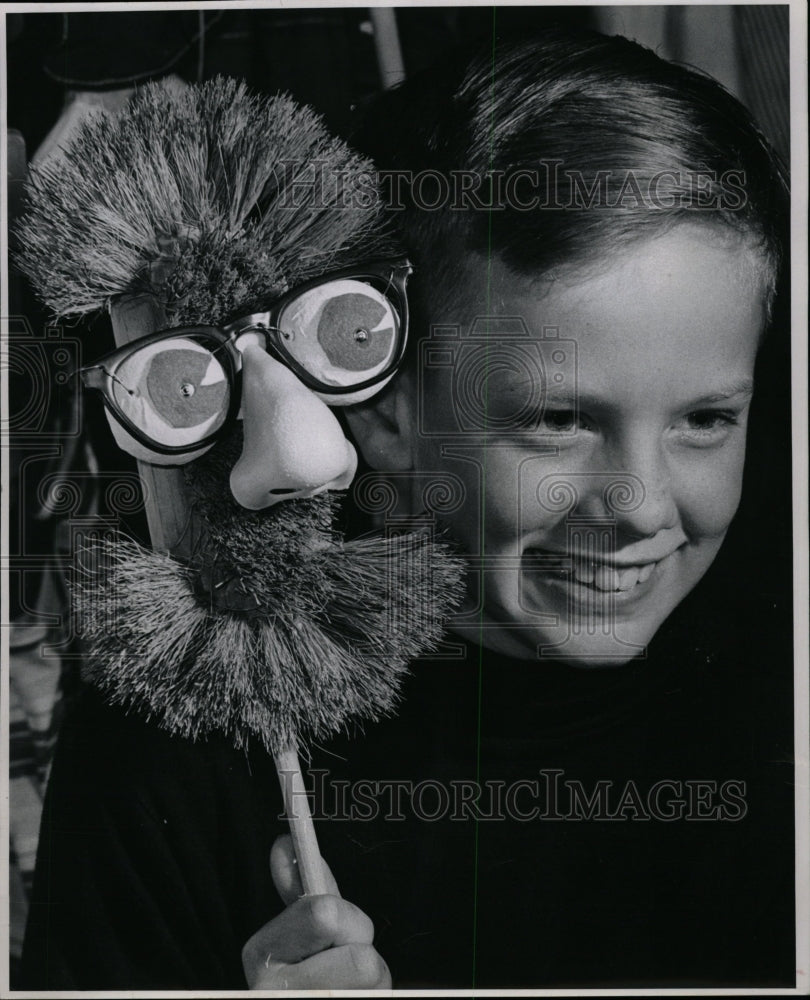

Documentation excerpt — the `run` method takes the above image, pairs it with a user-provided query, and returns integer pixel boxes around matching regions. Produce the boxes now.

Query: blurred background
[4,5,791,986]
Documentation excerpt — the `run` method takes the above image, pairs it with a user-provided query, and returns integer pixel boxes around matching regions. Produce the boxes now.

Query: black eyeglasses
[80,259,412,456]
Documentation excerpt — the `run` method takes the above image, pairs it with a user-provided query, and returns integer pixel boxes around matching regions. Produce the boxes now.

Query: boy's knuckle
[347,943,387,984]
[344,899,375,942]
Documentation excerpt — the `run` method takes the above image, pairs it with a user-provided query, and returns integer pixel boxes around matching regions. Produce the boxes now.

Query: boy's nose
[229,345,357,510]
[594,436,679,538]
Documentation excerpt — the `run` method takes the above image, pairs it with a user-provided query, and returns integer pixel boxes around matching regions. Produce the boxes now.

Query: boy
[22,28,793,990]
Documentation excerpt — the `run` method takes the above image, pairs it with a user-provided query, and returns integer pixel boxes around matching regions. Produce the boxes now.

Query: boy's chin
[537,615,663,666]
[459,619,657,667]
[538,641,646,669]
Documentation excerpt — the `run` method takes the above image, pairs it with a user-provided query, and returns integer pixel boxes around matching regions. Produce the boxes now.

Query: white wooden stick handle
[274,746,330,896]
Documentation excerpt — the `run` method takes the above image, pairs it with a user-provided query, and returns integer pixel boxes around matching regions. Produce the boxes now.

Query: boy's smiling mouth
[523,546,685,596]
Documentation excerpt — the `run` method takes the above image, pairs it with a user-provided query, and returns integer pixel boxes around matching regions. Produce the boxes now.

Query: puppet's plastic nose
[230,346,357,510]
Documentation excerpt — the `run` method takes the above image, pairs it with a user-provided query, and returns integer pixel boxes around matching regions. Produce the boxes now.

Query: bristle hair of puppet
[15,77,392,324]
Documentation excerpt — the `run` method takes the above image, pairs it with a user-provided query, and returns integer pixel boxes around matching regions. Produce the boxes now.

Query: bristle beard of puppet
[73,525,463,755]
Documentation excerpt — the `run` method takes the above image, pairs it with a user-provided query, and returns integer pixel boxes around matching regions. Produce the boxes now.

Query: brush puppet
[16,77,463,893]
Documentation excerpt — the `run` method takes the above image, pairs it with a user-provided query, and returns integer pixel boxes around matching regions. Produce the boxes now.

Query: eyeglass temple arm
[79,365,109,390]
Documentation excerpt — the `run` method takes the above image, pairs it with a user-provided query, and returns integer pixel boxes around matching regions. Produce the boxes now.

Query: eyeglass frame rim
[79,257,413,457]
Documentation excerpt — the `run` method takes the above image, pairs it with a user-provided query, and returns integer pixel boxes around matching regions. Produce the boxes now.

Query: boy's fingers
[244,836,375,987]
[269,833,340,905]
[253,943,391,990]
[242,893,375,974]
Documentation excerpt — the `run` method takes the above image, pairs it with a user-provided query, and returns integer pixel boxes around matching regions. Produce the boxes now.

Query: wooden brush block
[109,293,192,560]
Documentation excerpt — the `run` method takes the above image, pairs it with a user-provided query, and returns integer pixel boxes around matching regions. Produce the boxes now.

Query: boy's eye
[489,406,592,434]
[675,409,740,445]
[540,409,579,433]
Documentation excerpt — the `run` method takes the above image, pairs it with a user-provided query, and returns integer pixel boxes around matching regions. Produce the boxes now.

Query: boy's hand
[242,834,391,990]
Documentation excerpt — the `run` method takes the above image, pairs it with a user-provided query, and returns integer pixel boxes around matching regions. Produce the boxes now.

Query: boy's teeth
[616,566,641,590]
[594,564,618,590]
[571,560,658,591]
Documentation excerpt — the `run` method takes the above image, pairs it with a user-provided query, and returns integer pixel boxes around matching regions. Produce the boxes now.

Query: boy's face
[400,224,769,665]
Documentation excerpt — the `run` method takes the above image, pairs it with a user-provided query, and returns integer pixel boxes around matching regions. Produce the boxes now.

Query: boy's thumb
[270,833,341,906]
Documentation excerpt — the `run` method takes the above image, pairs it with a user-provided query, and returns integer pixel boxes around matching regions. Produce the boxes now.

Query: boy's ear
[344,371,415,471]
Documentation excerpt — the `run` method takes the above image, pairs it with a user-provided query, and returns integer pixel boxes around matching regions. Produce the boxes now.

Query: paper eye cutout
[145,349,227,427]
[111,337,230,448]
[277,279,399,387]
[317,292,395,371]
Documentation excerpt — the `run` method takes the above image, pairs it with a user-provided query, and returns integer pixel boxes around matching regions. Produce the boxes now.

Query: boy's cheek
[411,443,522,551]
[677,451,747,539]
[470,451,531,541]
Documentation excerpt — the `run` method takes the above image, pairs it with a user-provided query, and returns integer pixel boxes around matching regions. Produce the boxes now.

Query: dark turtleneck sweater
[21,577,795,991]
